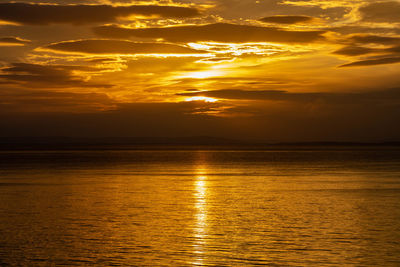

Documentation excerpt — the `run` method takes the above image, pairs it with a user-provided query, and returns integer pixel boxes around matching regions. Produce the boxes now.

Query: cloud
[259,15,315,24]
[0,37,31,46]
[347,34,400,45]
[333,46,378,56]
[339,57,400,67]
[189,0,347,21]
[388,45,400,53]
[359,1,400,23]
[93,23,326,44]
[333,44,400,57]
[328,26,400,35]
[0,3,199,25]
[43,39,206,55]
[0,89,115,112]
[0,63,111,87]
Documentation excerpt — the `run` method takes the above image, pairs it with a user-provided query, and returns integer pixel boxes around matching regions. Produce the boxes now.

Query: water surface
[1,148,400,266]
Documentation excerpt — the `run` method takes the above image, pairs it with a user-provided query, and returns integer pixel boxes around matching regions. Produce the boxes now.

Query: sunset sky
[1,0,400,142]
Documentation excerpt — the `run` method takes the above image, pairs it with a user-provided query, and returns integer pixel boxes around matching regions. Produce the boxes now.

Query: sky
[0,0,400,142]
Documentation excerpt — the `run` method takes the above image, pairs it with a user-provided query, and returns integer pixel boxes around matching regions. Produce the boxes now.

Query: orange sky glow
[0,0,399,142]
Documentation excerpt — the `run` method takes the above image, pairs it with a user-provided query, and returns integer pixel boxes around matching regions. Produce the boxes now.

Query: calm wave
[1,148,400,266]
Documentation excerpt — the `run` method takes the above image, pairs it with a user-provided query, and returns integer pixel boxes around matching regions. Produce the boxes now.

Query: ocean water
[0,148,400,266]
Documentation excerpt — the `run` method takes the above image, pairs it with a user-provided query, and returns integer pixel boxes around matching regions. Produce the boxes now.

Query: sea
[0,146,400,266]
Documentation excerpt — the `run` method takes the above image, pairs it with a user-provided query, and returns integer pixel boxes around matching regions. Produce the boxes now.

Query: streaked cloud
[0,2,199,25]
[333,46,379,56]
[43,39,206,55]
[259,15,316,25]
[93,23,326,44]
[0,89,115,112]
[0,63,111,87]
[346,34,400,45]
[339,57,400,67]
[334,44,400,56]
[0,37,31,46]
[328,26,400,35]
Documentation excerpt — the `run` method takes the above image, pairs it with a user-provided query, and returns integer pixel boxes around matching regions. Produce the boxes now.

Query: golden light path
[192,165,209,266]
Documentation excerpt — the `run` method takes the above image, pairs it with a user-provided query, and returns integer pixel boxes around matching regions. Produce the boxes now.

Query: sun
[185,96,218,103]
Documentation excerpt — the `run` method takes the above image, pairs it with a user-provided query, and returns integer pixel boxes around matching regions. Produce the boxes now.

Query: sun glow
[185,96,218,103]
[180,70,223,79]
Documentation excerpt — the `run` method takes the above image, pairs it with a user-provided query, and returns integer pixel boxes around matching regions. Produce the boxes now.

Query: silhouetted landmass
[0,137,399,150]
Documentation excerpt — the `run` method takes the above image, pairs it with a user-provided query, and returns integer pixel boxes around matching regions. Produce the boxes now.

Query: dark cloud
[339,57,400,67]
[0,89,115,112]
[348,34,400,45]
[333,46,378,56]
[93,23,326,44]
[387,45,400,53]
[0,102,240,140]
[0,37,31,45]
[259,15,315,24]
[0,63,111,87]
[1,89,400,142]
[44,39,206,54]
[333,44,400,56]
[328,26,400,35]
[0,3,199,25]
[183,0,347,21]
[359,1,400,23]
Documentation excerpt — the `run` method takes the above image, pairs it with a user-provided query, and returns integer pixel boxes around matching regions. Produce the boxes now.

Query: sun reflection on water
[192,169,209,265]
